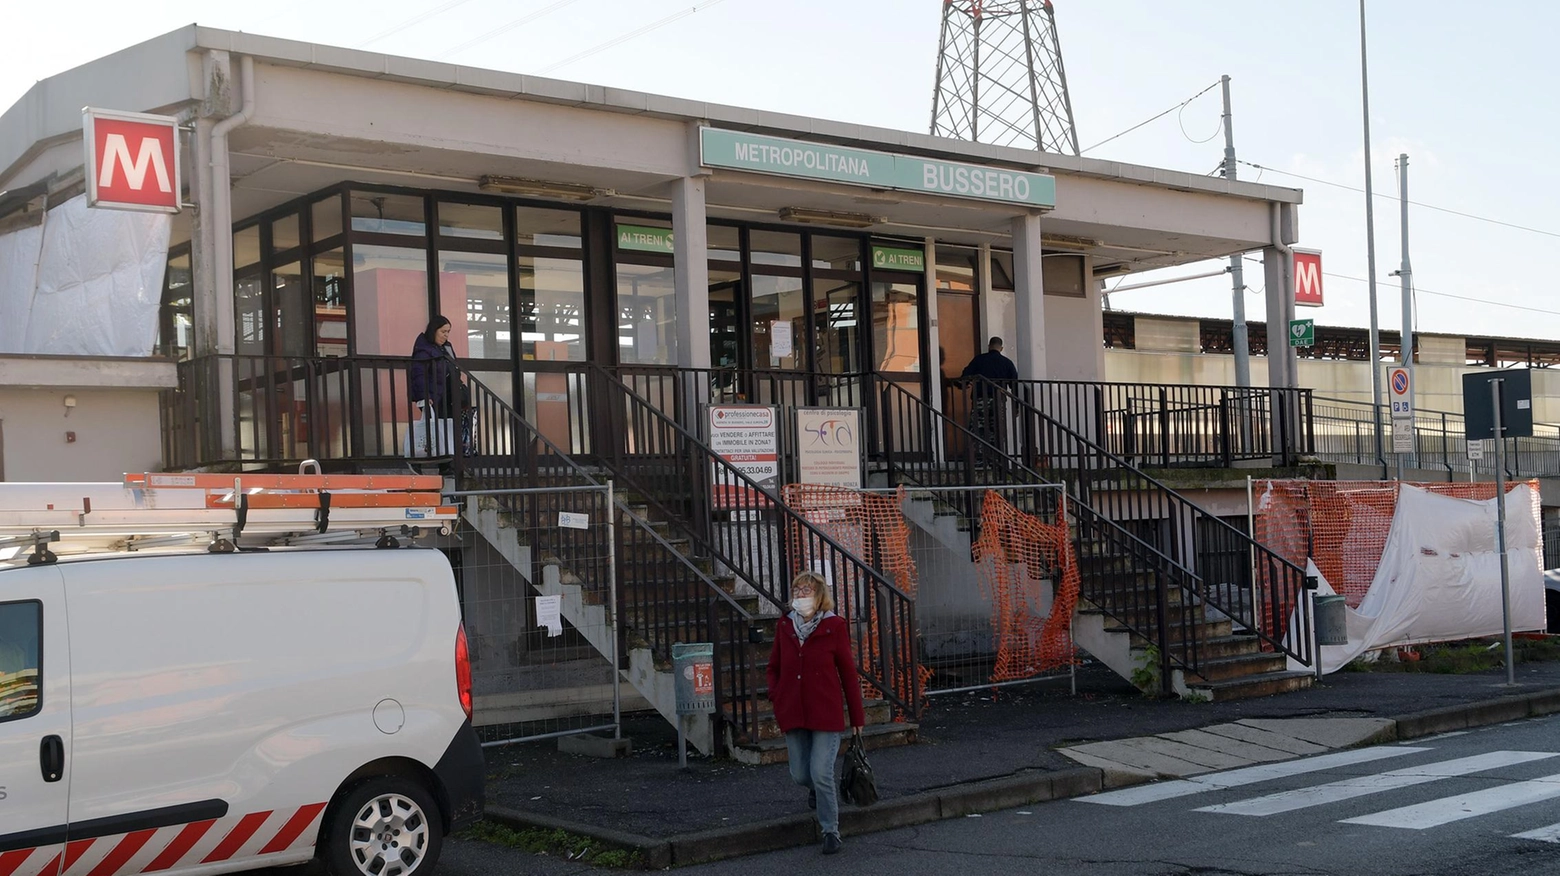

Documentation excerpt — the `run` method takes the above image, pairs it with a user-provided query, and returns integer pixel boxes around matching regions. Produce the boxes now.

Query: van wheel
[324,777,443,876]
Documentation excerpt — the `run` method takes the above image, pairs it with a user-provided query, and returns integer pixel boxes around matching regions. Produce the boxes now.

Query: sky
[2,0,1557,342]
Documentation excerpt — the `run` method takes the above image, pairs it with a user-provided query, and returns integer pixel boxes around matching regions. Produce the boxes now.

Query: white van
[0,547,482,876]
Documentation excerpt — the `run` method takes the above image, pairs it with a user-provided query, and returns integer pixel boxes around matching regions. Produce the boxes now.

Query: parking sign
[1387,366,1413,419]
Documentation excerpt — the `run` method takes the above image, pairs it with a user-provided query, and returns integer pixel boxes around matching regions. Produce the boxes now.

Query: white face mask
[791,596,817,616]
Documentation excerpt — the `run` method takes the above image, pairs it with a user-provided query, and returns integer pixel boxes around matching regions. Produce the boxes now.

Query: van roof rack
[0,467,457,565]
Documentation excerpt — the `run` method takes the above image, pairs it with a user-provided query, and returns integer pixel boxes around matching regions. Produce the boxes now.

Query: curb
[486,768,1106,868]
[482,685,1560,869]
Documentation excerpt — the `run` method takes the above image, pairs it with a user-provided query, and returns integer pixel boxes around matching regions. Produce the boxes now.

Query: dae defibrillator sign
[83,108,181,213]
[1288,319,1314,348]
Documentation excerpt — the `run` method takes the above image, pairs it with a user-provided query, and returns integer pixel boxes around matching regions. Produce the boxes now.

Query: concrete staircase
[1069,533,1313,701]
[467,492,917,760]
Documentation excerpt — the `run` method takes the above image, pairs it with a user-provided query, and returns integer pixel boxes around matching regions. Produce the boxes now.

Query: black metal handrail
[458,371,759,745]
[616,502,759,744]
[971,377,1316,670]
[875,376,1203,691]
[1009,379,1315,467]
[588,363,922,720]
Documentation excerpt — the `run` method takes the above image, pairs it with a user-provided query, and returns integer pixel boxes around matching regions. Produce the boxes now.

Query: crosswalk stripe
[1195,751,1559,817]
[1342,771,1560,829]
[1512,822,1560,843]
[1078,746,1432,807]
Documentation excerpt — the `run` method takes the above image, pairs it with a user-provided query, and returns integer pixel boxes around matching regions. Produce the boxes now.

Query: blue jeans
[786,729,842,835]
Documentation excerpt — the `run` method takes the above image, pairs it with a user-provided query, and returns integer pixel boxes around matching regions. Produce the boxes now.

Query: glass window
[352,245,429,356]
[438,203,503,241]
[0,601,41,721]
[440,251,509,360]
[236,273,265,356]
[272,261,310,357]
[814,280,861,375]
[271,213,301,253]
[811,236,863,272]
[233,226,261,271]
[350,192,426,236]
[872,281,921,373]
[936,245,978,292]
[516,207,582,249]
[750,274,805,370]
[750,230,801,268]
[1043,254,1087,298]
[707,224,741,262]
[520,256,587,362]
[160,251,193,360]
[708,268,741,369]
[312,249,348,358]
[616,263,678,365]
[313,195,343,242]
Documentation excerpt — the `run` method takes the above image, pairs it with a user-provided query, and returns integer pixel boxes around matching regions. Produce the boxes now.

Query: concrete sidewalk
[482,659,1560,868]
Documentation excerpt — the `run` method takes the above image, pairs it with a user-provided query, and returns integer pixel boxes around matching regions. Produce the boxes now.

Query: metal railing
[588,363,922,720]
[875,377,1204,692]
[1310,396,1560,479]
[616,503,759,745]
[969,377,1316,672]
[1545,528,1559,571]
[1006,379,1314,468]
[458,372,761,748]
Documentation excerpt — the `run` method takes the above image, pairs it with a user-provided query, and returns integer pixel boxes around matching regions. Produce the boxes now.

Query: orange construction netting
[970,490,1081,681]
[780,484,930,713]
[1254,479,1542,612]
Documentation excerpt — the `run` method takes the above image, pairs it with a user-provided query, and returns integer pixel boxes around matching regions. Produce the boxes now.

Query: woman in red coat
[766,570,866,855]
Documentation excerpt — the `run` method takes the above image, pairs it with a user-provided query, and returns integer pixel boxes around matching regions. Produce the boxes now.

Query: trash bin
[1315,594,1348,646]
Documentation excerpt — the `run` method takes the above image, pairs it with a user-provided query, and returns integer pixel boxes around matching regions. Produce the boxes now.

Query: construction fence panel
[870,485,1077,696]
[1251,479,1542,644]
[452,485,621,747]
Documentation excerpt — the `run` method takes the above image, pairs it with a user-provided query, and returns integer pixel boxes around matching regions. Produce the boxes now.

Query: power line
[1239,160,1560,241]
[1080,80,1220,155]
[1241,256,1560,318]
[357,0,480,48]
[534,0,731,75]
[436,0,585,60]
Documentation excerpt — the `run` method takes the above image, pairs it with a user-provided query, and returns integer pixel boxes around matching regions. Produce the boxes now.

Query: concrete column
[1010,213,1047,380]
[976,242,996,342]
[671,175,709,370]
[189,115,217,358]
[1262,248,1297,389]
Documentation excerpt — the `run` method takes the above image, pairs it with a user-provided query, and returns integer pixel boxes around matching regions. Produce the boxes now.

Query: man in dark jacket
[959,337,1018,452]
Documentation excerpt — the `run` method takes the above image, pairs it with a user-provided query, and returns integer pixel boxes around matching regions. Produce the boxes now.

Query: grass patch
[456,820,645,869]
[1344,637,1560,674]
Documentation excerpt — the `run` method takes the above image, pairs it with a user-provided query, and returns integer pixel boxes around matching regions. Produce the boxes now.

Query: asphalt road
[262,715,1560,875]
[662,714,1560,876]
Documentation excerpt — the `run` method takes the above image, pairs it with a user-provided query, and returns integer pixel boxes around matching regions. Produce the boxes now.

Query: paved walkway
[482,659,1560,867]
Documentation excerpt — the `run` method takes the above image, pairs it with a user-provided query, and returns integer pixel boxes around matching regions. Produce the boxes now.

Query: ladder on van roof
[0,469,457,565]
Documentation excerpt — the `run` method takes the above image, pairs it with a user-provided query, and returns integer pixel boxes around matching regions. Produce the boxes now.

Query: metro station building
[0,25,1307,478]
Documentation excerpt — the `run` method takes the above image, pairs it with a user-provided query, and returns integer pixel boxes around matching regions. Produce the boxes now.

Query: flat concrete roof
[1,24,1302,208]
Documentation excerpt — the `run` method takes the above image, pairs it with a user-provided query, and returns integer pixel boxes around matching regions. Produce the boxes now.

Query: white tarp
[1289,483,1546,675]
[0,193,170,356]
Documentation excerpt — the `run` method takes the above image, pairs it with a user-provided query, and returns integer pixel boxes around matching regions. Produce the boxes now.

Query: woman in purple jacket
[766,570,866,854]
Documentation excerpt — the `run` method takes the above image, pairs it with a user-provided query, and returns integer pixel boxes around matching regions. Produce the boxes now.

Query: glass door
[870,276,927,459]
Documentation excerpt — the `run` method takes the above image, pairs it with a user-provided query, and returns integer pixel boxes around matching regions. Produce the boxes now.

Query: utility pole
[1397,153,1415,469]
[1222,74,1251,390]
[1359,0,1385,468]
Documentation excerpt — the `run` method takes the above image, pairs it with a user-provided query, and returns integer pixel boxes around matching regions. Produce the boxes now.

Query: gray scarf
[790,609,834,646]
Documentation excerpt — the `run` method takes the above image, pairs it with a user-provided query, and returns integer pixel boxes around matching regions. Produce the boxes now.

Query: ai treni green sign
[617,224,674,253]
[698,127,1057,209]
[871,245,925,272]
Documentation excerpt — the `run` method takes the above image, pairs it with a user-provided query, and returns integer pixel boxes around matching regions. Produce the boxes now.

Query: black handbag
[838,734,878,807]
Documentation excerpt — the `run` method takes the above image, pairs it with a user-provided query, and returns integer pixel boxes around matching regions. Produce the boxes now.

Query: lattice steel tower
[931,0,1079,154]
